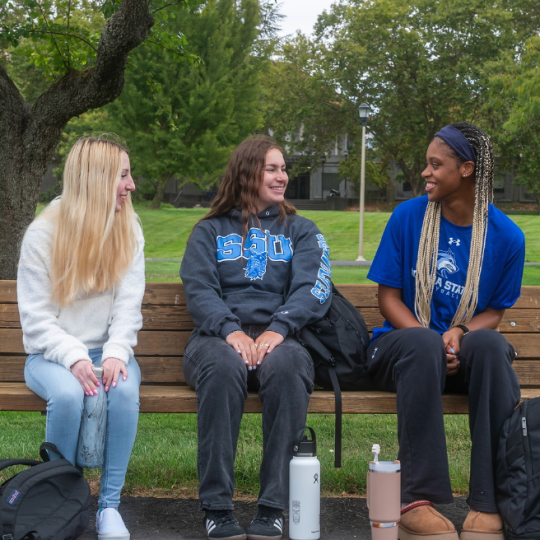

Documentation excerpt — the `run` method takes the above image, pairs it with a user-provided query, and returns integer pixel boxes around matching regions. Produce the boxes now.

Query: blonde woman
[18,137,145,540]
[366,123,525,540]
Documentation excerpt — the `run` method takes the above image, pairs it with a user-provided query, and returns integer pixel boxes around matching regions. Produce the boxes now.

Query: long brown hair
[200,135,297,239]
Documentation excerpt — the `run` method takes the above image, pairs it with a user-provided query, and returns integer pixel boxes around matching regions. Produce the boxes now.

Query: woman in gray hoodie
[181,135,331,540]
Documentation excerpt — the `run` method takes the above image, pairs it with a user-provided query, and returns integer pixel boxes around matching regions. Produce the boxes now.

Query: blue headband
[434,125,476,164]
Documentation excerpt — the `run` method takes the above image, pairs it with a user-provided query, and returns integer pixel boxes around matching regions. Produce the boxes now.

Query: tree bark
[149,174,172,209]
[0,1,154,279]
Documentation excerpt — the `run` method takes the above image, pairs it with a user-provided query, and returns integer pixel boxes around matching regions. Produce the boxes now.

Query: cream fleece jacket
[17,217,145,370]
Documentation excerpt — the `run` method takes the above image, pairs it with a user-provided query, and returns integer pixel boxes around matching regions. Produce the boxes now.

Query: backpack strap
[328,366,342,468]
[296,328,342,468]
[39,442,66,462]
[0,459,41,473]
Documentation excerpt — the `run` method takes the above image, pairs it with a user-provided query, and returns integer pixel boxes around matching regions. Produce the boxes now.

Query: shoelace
[253,507,281,524]
[212,510,236,525]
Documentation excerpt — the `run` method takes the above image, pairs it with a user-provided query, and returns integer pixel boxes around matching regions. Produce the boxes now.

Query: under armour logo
[313,473,319,484]
[448,237,461,246]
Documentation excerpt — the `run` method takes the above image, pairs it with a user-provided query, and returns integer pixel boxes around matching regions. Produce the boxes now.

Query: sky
[276,0,336,38]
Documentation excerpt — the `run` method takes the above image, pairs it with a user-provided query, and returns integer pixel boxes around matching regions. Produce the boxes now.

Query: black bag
[0,443,90,540]
[496,397,540,539]
[297,283,375,468]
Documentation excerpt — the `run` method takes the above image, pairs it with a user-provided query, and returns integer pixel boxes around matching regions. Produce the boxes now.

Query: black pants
[183,325,315,511]
[366,327,519,512]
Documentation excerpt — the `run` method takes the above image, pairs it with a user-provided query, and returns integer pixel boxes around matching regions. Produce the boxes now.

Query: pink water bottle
[367,444,401,540]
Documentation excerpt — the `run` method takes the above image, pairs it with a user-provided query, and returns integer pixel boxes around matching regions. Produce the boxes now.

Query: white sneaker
[96,508,130,540]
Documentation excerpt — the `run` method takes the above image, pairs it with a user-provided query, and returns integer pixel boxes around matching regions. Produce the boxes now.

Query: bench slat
[3,328,540,361]
[3,356,540,389]
[4,282,540,307]
[2,382,540,414]
[5,306,540,333]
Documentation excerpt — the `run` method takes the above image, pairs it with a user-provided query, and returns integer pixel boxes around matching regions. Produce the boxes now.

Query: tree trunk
[0,1,154,279]
[396,158,425,197]
[149,174,172,209]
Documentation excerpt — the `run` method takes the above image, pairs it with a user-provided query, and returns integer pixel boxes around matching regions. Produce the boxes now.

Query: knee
[394,328,446,365]
[198,351,247,390]
[259,345,314,390]
[107,379,140,411]
[407,327,445,352]
[463,329,515,369]
[48,384,84,416]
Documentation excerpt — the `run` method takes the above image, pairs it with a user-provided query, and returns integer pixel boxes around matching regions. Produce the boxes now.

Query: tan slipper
[399,501,459,540]
[460,510,504,540]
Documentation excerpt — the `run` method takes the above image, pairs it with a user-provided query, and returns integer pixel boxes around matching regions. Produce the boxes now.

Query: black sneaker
[204,510,246,540]
[246,505,284,540]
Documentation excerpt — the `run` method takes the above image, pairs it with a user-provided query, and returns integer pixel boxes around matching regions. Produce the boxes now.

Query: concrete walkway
[82,496,471,540]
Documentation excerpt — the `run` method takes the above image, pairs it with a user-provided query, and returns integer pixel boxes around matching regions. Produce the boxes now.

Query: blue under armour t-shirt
[367,196,525,340]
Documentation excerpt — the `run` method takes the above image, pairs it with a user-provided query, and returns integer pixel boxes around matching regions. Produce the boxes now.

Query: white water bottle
[76,366,107,468]
[289,427,320,540]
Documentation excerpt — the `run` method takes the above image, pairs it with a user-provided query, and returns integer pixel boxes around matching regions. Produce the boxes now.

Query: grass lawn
[140,207,540,284]
[0,411,471,498]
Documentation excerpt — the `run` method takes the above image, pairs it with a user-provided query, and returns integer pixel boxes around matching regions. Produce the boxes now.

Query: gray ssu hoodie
[180,205,332,339]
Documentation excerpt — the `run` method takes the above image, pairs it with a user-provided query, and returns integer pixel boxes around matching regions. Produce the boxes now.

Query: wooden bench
[1,280,540,414]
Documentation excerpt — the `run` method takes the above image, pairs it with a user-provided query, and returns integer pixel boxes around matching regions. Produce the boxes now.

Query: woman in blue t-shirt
[367,122,524,540]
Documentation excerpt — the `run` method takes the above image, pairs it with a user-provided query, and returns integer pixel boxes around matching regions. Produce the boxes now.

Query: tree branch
[28,29,98,52]
[31,0,155,129]
[0,62,31,135]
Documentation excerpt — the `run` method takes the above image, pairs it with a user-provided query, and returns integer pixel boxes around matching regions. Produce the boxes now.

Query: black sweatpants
[366,327,520,512]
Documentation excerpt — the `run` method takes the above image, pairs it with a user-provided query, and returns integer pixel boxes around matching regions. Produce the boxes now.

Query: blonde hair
[40,137,139,307]
[415,122,494,328]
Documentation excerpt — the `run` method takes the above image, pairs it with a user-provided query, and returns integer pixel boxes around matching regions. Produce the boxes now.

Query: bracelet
[453,324,470,336]
[226,330,243,338]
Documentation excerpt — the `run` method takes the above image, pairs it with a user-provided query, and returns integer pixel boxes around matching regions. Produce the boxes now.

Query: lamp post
[356,103,371,262]
[320,153,326,199]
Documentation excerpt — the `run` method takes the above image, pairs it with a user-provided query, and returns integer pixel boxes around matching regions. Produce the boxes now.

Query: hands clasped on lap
[70,357,128,395]
[225,330,284,370]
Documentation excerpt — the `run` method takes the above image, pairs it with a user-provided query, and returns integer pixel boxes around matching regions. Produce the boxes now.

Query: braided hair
[414,122,494,328]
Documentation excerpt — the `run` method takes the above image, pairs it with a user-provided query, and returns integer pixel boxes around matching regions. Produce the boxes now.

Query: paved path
[82,496,471,540]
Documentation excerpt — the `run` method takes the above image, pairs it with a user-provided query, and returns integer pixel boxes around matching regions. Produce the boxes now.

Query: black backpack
[0,443,91,540]
[297,283,375,467]
[496,397,540,539]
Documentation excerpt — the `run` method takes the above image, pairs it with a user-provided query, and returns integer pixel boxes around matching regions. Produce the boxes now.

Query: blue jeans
[24,348,141,508]
[184,326,315,511]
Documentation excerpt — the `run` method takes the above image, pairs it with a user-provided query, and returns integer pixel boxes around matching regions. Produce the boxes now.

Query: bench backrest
[1,281,539,388]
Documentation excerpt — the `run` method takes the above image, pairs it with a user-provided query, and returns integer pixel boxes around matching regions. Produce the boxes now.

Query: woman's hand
[102,357,128,392]
[226,331,258,370]
[255,331,284,366]
[71,360,99,395]
[442,327,463,376]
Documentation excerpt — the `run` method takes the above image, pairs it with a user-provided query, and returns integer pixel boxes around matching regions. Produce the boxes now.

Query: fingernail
[96,382,101,387]
[113,382,117,388]
[450,349,455,354]
[105,387,109,392]
[248,366,252,371]
[245,360,249,365]
[257,361,261,365]
[103,379,107,384]
[85,392,90,396]
[123,376,127,381]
